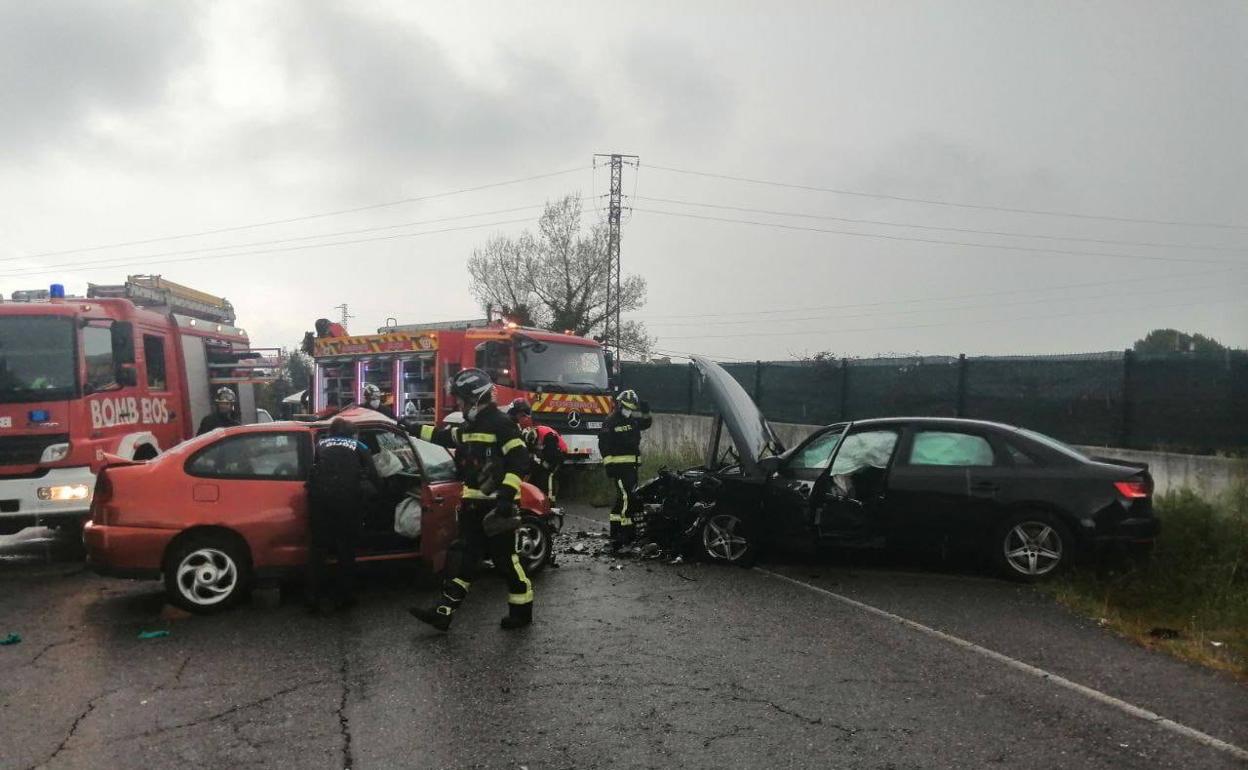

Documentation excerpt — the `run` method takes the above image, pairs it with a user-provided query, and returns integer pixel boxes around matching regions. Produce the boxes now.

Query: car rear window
[1015,428,1089,462]
[187,432,304,479]
[909,431,995,467]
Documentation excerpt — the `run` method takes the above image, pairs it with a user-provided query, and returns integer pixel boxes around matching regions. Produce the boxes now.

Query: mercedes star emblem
[566,411,581,428]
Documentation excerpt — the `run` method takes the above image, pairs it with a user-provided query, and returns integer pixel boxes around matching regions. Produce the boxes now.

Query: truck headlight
[37,484,91,502]
[40,442,71,463]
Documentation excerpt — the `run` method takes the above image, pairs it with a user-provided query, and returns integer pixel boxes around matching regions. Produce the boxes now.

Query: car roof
[833,416,1023,433]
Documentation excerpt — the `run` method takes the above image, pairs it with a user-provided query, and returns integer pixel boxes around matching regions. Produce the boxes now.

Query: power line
[632,266,1245,321]
[21,166,587,260]
[0,216,540,279]
[646,164,1248,230]
[644,279,1246,329]
[634,195,1246,253]
[0,203,550,272]
[657,293,1247,340]
[632,207,1242,266]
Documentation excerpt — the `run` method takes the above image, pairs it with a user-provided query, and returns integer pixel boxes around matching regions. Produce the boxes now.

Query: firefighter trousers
[433,500,533,618]
[606,463,639,546]
[529,462,561,504]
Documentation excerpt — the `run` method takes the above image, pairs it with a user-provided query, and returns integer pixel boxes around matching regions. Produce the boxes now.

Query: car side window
[411,437,458,483]
[829,430,900,475]
[375,430,418,474]
[909,431,996,467]
[187,432,303,479]
[789,431,842,471]
[1005,442,1038,466]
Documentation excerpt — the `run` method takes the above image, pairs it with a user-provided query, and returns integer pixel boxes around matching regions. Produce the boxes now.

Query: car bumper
[83,520,175,579]
[561,434,602,465]
[0,466,96,526]
[1091,516,1160,545]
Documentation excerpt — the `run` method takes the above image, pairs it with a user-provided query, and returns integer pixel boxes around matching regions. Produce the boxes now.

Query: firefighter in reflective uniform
[197,387,241,435]
[507,398,567,504]
[401,369,533,631]
[598,389,652,549]
[361,383,395,419]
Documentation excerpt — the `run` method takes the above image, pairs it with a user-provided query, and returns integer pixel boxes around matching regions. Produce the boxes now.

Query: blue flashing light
[29,409,50,423]
[49,284,65,299]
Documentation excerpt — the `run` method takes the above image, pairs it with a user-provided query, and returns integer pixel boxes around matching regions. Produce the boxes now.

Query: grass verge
[1045,483,1248,678]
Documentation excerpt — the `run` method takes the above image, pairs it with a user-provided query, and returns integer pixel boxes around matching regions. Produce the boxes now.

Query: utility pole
[334,303,354,332]
[594,153,638,359]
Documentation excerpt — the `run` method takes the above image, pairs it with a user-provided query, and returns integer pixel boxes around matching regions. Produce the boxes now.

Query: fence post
[839,358,850,420]
[686,362,695,415]
[1120,349,1134,448]
[956,353,968,417]
[754,360,764,405]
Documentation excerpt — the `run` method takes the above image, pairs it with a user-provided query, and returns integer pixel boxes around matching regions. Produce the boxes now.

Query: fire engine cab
[310,319,614,464]
[0,276,279,534]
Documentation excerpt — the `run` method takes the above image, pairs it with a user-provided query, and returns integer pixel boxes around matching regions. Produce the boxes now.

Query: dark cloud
[0,1,199,159]
[255,3,604,184]
[621,36,737,150]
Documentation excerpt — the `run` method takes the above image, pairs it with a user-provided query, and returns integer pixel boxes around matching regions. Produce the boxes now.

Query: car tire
[699,510,756,567]
[515,514,551,576]
[163,532,253,614]
[992,512,1073,583]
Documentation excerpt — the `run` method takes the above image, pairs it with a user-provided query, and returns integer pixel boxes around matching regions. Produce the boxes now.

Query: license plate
[586,421,602,430]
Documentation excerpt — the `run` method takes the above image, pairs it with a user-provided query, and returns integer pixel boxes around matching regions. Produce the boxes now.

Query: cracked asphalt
[2,508,1246,769]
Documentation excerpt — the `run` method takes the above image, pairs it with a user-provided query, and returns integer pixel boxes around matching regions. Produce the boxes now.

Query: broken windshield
[0,316,77,404]
[517,341,608,391]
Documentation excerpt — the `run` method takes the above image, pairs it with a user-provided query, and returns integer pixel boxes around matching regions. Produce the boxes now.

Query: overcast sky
[1,0,1244,361]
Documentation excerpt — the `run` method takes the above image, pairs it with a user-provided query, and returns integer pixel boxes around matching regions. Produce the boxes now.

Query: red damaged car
[84,407,558,613]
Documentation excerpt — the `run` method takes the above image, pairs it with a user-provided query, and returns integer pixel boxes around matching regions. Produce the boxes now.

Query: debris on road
[677,573,697,582]
[610,564,624,571]
[1210,641,1225,648]
[137,630,171,640]
[1,632,21,646]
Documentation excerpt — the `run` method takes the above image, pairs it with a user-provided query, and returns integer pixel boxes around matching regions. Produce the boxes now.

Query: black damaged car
[637,357,1159,581]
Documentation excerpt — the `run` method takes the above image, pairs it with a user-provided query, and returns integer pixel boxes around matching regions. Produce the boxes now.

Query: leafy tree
[1133,329,1227,354]
[467,194,652,355]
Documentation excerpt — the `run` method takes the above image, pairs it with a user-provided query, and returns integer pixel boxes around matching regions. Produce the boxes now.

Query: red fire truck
[0,276,279,535]
[310,319,615,464]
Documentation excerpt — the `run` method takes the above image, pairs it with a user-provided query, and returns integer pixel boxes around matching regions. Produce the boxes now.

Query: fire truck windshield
[0,316,77,403]
[516,341,607,392]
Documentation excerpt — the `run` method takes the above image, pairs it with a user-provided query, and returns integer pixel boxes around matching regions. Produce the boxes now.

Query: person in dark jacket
[305,417,380,612]
[598,389,652,550]
[197,387,241,435]
[400,368,533,631]
[507,398,567,504]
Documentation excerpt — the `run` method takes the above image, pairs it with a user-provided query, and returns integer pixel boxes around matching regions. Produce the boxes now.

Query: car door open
[810,427,900,541]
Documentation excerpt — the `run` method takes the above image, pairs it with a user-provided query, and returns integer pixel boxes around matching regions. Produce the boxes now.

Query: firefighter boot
[500,602,532,630]
[409,604,453,632]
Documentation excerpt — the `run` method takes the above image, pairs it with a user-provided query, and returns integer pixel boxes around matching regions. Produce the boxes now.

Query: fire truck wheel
[515,514,551,576]
[163,531,253,614]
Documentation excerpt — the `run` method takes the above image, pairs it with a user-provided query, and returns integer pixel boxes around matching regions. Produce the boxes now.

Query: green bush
[1052,483,1248,674]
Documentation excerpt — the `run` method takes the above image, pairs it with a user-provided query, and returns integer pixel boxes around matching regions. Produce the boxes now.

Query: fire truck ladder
[207,347,286,386]
[87,275,237,325]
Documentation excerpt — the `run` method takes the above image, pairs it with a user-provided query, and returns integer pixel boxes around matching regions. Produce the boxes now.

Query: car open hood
[691,356,784,478]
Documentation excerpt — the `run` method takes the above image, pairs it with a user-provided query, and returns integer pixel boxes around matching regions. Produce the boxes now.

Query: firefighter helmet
[507,398,532,418]
[214,387,237,405]
[362,383,382,405]
[449,368,494,409]
[616,389,640,411]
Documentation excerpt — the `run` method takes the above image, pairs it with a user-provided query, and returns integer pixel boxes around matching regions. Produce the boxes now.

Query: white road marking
[756,567,1248,762]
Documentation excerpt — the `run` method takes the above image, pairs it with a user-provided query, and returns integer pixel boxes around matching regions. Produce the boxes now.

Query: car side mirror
[757,456,781,476]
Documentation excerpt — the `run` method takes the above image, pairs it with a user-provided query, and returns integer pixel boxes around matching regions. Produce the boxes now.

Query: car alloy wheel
[175,547,240,607]
[702,513,750,562]
[515,516,550,574]
[1002,521,1064,577]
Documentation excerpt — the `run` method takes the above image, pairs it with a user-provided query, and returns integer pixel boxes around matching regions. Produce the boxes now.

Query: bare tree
[468,194,652,354]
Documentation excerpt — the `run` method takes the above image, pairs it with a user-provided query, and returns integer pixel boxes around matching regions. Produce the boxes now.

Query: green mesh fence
[623,351,1246,452]
[963,354,1123,445]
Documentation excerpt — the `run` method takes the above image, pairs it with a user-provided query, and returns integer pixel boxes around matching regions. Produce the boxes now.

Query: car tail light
[1114,479,1150,499]
[90,470,113,523]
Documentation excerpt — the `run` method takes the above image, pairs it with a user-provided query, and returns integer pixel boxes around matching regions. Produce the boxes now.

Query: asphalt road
[1,509,1245,770]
